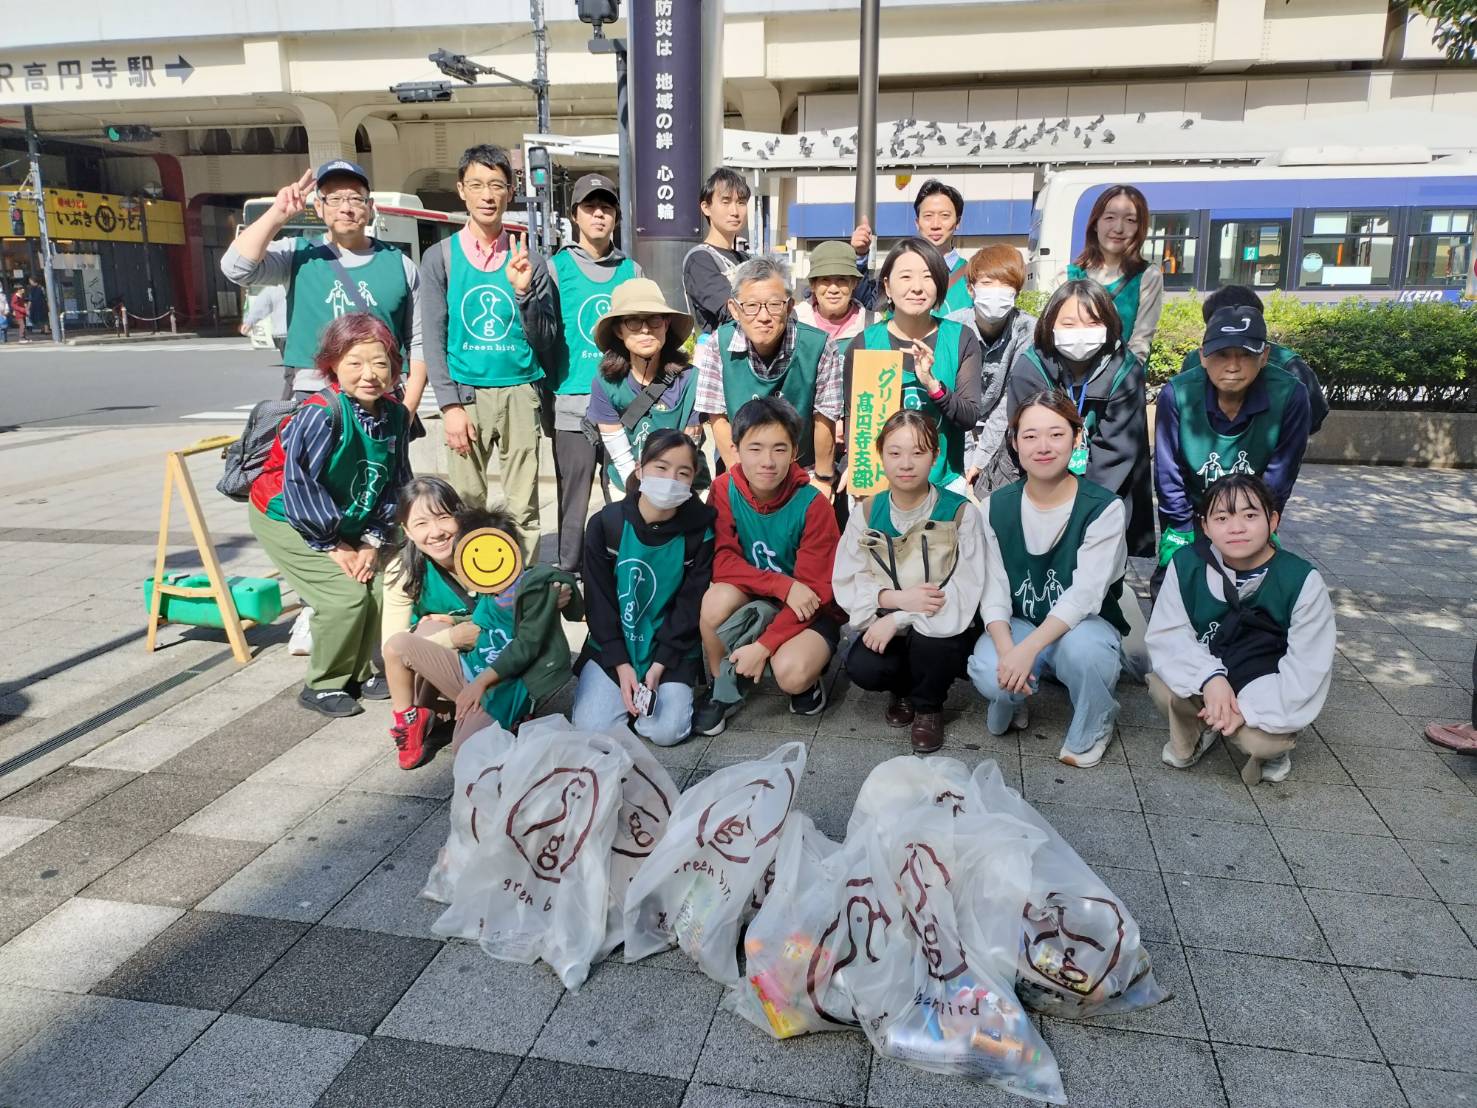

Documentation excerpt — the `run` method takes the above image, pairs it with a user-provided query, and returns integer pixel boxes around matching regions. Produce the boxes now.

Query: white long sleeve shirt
[1147,555,1336,735]
[832,487,985,638]
[978,491,1127,631]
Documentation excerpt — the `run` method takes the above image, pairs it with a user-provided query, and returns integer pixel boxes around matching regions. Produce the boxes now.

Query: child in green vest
[381,477,475,768]
[1065,184,1163,363]
[248,313,412,718]
[967,390,1130,768]
[694,397,844,735]
[1147,474,1336,785]
[574,430,717,746]
[832,410,986,753]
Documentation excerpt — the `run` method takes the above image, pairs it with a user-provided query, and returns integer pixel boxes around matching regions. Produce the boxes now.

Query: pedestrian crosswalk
[180,404,254,422]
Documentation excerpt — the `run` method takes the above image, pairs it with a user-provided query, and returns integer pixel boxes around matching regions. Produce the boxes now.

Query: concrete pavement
[0,418,1474,1107]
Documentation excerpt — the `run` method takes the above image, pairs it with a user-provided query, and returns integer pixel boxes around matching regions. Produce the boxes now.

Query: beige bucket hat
[593,278,695,354]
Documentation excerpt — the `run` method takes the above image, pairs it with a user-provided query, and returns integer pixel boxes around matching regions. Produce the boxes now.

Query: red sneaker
[390,708,434,770]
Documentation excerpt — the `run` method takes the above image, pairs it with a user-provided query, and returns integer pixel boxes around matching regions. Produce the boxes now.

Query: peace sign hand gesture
[908,339,938,391]
[272,168,316,225]
[506,233,533,295]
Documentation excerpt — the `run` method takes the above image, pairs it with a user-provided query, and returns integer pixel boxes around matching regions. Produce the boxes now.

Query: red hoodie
[709,461,843,653]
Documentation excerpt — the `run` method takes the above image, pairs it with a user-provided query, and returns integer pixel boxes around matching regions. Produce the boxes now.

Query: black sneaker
[693,693,738,737]
[298,686,365,718]
[357,675,391,701]
[789,682,828,717]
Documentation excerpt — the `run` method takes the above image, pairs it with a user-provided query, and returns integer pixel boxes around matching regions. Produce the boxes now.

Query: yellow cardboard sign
[846,349,905,496]
[3,188,185,245]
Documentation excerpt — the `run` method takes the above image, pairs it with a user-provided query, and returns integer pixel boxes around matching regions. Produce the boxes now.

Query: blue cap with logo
[314,159,370,190]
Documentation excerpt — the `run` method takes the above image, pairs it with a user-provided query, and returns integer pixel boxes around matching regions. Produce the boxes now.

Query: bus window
[419,219,458,259]
[1405,209,1474,288]
[1144,212,1198,290]
[1209,219,1289,289]
[1298,210,1394,288]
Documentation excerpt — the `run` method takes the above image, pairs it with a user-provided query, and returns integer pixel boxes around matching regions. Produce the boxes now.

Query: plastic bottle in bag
[422,722,516,905]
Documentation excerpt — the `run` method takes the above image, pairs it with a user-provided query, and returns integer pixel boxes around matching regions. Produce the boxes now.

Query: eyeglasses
[620,314,669,333]
[320,194,368,210]
[734,298,790,319]
[462,181,512,196]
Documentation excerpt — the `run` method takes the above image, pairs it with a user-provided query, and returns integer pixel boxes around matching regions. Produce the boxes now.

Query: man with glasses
[421,144,558,564]
[693,257,843,499]
[223,160,424,405]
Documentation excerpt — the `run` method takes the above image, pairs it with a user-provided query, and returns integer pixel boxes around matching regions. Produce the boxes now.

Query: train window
[1144,213,1197,290]
[1406,209,1474,287]
[1209,219,1289,289]
[1298,210,1394,288]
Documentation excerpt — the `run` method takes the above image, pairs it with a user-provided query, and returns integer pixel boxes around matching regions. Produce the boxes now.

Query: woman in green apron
[586,279,702,493]
[1065,184,1164,363]
[841,237,984,496]
[573,429,716,746]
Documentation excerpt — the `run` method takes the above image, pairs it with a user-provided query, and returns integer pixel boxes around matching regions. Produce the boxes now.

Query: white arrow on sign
[165,56,193,83]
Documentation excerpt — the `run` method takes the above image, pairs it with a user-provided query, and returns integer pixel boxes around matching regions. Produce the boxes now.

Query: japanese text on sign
[631,0,701,238]
[847,351,905,495]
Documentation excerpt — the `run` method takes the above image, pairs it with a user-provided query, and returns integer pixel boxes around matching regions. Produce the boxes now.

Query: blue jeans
[967,615,1123,754]
[571,661,696,747]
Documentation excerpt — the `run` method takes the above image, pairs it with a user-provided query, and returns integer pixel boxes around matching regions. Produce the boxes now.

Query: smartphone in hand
[632,682,654,718]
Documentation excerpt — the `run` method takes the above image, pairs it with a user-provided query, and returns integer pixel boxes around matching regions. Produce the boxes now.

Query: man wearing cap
[1154,305,1312,566]
[546,173,643,574]
[223,161,424,406]
[421,144,559,565]
[794,240,874,353]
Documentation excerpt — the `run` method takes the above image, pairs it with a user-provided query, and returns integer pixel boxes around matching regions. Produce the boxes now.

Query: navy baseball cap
[315,159,370,190]
[1202,305,1268,357]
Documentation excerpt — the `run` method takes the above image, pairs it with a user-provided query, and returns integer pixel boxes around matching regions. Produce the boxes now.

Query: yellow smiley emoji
[454,528,523,594]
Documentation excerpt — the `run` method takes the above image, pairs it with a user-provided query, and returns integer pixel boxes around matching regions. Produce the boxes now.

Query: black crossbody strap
[620,370,677,432]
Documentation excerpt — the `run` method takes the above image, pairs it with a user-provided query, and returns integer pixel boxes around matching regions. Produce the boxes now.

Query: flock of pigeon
[739,110,1193,161]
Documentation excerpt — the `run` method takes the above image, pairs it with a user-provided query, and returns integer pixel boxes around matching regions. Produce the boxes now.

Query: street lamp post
[23,105,63,344]
[129,193,158,331]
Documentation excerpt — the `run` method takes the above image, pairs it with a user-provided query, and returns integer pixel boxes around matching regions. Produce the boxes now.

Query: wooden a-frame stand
[145,434,259,665]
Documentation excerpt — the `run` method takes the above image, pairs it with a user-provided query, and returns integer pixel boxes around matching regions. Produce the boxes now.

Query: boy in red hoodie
[694,396,843,735]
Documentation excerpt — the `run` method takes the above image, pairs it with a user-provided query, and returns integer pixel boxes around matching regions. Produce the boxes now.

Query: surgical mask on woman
[973,287,1016,323]
[640,475,693,510]
[1053,326,1107,363]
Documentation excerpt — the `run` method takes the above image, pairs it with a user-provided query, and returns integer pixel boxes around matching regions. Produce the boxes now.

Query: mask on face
[973,287,1016,322]
[1054,326,1107,363]
[639,475,692,510]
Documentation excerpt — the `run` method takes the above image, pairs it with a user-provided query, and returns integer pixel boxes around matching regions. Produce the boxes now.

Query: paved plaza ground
[0,422,1474,1108]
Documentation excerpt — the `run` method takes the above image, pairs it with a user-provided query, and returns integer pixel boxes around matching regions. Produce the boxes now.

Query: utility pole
[531,0,555,255]
[700,0,725,178]
[130,192,158,329]
[24,106,63,344]
[855,0,880,248]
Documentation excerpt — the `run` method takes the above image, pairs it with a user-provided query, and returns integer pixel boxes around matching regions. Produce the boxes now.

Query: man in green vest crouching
[422,144,559,565]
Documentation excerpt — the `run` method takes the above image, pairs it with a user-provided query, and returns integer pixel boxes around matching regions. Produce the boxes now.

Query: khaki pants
[446,382,543,564]
[250,507,382,690]
[1148,673,1297,785]
[384,630,492,750]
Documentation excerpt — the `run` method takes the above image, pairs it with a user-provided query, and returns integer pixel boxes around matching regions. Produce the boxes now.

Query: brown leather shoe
[910,711,944,754]
[885,695,915,728]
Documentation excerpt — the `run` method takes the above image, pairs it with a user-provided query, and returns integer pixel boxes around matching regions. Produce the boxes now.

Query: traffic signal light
[576,0,620,26]
[527,146,552,189]
[103,124,157,143]
[390,81,454,103]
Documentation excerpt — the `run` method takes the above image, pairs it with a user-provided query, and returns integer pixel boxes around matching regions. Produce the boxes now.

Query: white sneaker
[1260,752,1292,783]
[1060,732,1112,768]
[1162,727,1219,769]
[288,608,314,656]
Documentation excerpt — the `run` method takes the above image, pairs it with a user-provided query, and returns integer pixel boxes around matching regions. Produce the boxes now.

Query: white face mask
[973,287,1016,322]
[1054,326,1107,363]
[640,475,692,510]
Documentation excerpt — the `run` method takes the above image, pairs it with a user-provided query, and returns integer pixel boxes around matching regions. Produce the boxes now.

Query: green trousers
[249,507,382,690]
[445,381,543,565]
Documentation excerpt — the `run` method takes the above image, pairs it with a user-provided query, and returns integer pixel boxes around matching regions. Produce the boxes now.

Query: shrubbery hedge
[1014,288,1477,411]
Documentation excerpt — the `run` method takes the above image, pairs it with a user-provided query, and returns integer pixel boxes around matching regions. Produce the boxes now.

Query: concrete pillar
[290,96,348,169]
[1207,0,1267,72]
[343,111,405,192]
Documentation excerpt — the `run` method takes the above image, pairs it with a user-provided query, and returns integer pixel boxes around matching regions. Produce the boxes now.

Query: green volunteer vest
[987,478,1129,635]
[729,480,821,576]
[860,319,965,486]
[282,237,410,369]
[1067,263,1144,344]
[939,255,973,317]
[1172,364,1300,499]
[550,251,638,396]
[594,372,697,492]
[718,321,827,429]
[265,392,405,541]
[1022,347,1135,476]
[1173,545,1314,649]
[866,485,968,537]
[446,235,543,388]
[606,520,689,680]
[463,588,534,725]
[413,561,472,623]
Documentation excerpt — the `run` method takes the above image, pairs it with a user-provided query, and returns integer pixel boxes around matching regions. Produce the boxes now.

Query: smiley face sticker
[454,528,523,595]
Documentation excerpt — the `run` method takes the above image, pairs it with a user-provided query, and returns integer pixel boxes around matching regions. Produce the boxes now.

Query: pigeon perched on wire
[1180,118,1195,129]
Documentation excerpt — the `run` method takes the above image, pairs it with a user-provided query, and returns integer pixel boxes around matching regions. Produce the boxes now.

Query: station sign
[0,41,279,106]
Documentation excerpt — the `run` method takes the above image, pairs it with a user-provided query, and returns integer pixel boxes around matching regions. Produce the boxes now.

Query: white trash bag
[971,762,1170,1018]
[624,741,806,984]
[842,776,1065,1105]
[433,725,631,989]
[422,721,516,905]
[848,755,971,837]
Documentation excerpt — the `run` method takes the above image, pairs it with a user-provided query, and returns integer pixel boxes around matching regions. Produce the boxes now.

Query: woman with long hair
[1067,184,1163,362]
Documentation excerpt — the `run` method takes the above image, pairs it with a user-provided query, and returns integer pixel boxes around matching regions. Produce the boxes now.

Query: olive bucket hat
[806,240,861,280]
[593,278,695,353]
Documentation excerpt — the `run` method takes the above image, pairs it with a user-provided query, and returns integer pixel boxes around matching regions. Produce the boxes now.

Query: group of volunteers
[222,151,1340,786]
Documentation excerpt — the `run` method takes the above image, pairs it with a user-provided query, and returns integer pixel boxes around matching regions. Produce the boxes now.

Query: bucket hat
[593,278,694,353]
